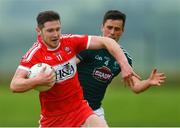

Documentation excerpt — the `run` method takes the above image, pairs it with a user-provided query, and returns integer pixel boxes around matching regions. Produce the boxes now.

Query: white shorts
[93,107,107,124]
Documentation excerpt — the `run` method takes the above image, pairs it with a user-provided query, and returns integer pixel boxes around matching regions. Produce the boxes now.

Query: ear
[36,27,41,35]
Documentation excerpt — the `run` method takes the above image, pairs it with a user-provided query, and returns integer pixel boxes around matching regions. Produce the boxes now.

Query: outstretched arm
[127,69,166,93]
[88,36,140,83]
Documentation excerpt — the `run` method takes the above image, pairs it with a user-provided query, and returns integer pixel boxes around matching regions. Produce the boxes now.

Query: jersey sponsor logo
[92,66,113,83]
[53,56,76,83]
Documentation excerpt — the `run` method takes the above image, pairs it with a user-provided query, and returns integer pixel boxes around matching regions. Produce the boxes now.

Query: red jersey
[19,34,93,127]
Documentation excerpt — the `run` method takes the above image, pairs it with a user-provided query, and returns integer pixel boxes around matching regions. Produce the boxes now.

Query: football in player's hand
[28,63,56,92]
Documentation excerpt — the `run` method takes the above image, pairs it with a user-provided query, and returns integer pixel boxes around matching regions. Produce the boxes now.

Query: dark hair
[103,10,126,28]
[36,10,60,29]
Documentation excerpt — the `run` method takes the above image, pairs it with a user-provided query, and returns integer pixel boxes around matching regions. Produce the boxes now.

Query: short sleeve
[64,34,91,54]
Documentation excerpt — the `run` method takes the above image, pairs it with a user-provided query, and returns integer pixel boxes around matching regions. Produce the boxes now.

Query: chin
[52,41,59,46]
[52,45,58,48]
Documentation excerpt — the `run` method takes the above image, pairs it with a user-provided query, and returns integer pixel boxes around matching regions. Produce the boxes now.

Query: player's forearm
[131,78,151,93]
[10,77,38,93]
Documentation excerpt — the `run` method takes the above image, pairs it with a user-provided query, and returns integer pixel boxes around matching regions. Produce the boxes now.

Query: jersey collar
[37,35,61,52]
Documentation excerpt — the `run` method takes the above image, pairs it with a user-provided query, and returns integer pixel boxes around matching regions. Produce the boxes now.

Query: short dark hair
[36,10,60,29]
[103,10,126,28]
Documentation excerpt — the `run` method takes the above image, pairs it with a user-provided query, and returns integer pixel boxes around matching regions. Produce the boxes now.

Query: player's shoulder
[61,34,87,39]
[22,41,42,62]
[120,45,133,61]
[27,41,42,54]
[121,46,129,54]
[119,44,129,54]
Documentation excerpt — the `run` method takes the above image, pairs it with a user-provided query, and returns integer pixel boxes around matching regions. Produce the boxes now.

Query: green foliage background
[0,78,179,127]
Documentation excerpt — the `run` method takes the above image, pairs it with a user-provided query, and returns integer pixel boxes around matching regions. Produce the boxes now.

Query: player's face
[101,19,124,42]
[39,20,61,49]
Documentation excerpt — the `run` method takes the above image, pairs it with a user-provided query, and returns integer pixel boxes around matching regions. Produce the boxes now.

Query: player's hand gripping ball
[28,63,56,92]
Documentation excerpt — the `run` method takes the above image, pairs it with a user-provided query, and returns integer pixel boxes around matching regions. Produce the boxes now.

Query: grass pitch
[0,81,179,127]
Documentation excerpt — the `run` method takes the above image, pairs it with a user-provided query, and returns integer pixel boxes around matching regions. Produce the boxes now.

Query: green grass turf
[103,85,180,127]
[0,82,179,127]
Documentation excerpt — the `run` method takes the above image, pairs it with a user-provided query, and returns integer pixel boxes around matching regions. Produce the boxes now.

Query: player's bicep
[13,68,29,80]
[88,36,105,50]
[10,68,29,90]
